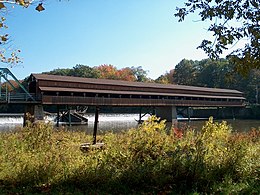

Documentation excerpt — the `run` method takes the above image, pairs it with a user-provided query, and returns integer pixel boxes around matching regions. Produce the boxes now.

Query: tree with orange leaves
[94,64,136,81]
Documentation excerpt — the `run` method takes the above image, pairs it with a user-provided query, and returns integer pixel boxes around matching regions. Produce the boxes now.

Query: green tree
[43,68,72,76]
[43,65,100,78]
[196,59,231,88]
[155,73,170,84]
[243,70,260,103]
[71,64,100,78]
[175,0,260,75]
[130,66,150,82]
[172,59,198,85]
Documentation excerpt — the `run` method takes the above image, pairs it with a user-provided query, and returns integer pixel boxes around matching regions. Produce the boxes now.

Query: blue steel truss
[0,68,35,101]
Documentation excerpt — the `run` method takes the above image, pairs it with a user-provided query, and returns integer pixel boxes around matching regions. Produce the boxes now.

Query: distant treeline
[43,64,151,83]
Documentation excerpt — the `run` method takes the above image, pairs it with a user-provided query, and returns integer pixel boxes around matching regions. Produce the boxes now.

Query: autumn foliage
[45,64,149,82]
[94,64,136,81]
[1,80,22,92]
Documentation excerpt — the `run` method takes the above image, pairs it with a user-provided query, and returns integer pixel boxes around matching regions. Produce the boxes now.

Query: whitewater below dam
[0,113,259,133]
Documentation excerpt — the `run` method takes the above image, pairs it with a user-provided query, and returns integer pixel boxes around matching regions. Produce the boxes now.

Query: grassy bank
[0,116,259,194]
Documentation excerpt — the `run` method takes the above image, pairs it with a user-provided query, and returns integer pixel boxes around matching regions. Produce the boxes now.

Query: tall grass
[0,116,259,194]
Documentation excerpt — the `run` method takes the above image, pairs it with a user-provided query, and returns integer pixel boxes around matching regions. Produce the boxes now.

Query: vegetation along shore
[0,116,259,194]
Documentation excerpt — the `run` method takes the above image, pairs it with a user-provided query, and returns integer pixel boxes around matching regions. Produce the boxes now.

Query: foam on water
[0,113,149,133]
[0,116,23,124]
[86,113,149,122]
[0,115,23,132]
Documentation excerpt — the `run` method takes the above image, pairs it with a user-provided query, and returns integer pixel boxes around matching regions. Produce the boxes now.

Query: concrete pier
[156,106,177,124]
[23,104,44,126]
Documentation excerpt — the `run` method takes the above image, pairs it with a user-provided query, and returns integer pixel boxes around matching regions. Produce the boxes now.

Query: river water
[0,113,259,134]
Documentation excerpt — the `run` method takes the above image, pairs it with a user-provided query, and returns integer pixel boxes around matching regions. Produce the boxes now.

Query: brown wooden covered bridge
[28,74,245,107]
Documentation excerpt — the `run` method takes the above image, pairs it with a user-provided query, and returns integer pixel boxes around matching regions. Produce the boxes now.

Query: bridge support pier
[23,104,44,126]
[156,106,177,125]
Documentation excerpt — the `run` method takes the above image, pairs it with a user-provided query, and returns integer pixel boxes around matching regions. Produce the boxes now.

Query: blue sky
[4,0,211,80]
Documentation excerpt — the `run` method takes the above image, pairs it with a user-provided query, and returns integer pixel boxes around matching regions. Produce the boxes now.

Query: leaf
[35,3,45,12]
[1,36,7,42]
[18,0,25,6]
[0,3,5,9]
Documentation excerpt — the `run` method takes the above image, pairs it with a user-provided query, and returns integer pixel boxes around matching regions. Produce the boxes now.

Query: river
[0,113,259,133]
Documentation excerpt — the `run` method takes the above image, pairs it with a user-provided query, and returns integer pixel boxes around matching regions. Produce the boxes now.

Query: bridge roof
[31,74,243,95]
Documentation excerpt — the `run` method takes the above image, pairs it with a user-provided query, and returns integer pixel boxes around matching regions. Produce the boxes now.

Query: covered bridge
[28,74,245,107]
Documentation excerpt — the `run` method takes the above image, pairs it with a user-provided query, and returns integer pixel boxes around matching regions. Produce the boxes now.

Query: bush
[0,122,90,193]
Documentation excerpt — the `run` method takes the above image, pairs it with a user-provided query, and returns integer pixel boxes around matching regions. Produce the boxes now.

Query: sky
[3,0,212,80]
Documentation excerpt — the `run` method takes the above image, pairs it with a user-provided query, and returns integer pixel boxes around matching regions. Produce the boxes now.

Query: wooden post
[216,107,219,119]
[56,105,60,127]
[188,107,191,122]
[23,112,28,127]
[152,107,156,115]
[93,106,99,145]
[138,107,142,124]
[68,106,71,126]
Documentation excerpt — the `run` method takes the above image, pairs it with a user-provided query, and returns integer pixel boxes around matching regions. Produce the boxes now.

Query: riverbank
[0,117,259,194]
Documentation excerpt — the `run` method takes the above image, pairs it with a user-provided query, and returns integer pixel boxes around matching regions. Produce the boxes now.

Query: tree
[95,64,138,81]
[71,64,100,78]
[94,64,119,80]
[43,65,100,78]
[117,67,136,82]
[130,66,150,82]
[195,59,231,88]
[43,64,150,82]
[155,73,170,84]
[175,0,260,75]
[43,68,72,76]
[172,59,198,85]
